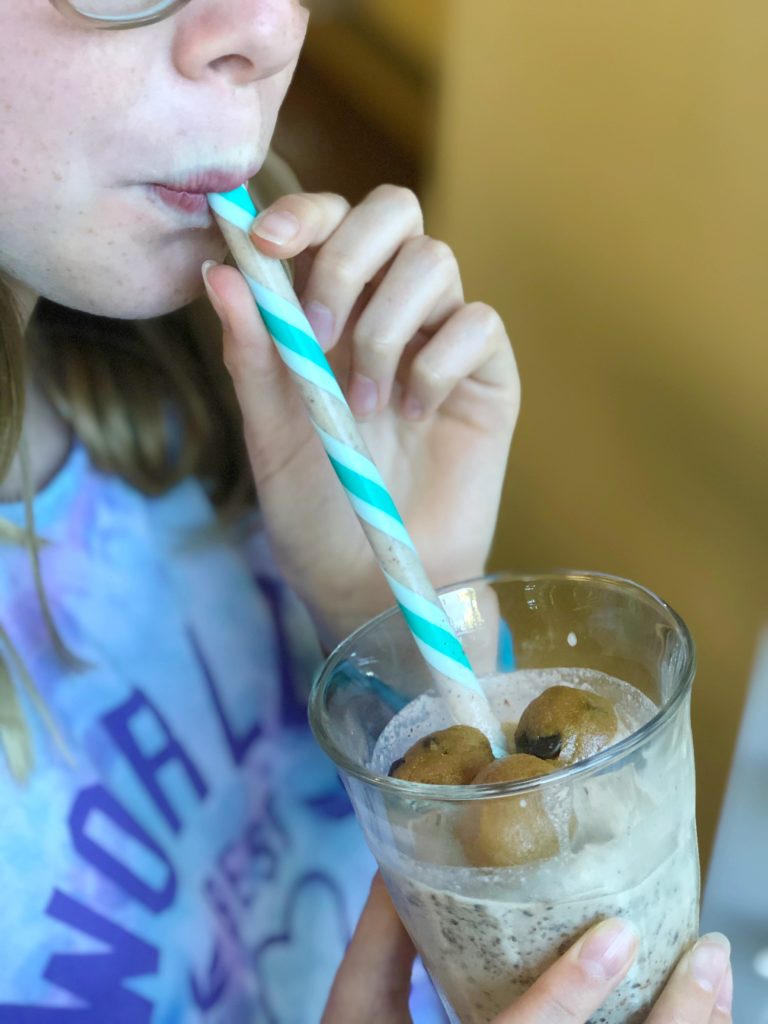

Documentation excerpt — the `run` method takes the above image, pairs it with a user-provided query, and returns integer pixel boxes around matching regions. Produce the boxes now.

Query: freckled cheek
[0,95,95,207]
[0,158,74,264]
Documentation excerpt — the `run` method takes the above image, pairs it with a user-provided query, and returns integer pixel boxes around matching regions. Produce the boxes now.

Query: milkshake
[310,573,699,1024]
[372,670,699,1024]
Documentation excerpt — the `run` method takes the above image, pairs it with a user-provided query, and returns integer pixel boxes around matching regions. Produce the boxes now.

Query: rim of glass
[50,0,191,29]
[309,570,696,802]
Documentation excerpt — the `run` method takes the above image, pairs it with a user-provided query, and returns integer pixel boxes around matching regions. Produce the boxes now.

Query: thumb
[201,260,317,484]
[322,874,416,1024]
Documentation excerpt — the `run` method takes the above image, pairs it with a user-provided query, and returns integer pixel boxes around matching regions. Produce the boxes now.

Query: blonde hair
[0,152,299,780]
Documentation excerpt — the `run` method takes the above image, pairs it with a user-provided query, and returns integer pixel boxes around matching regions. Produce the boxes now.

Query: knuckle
[290,193,322,221]
[221,348,238,378]
[356,327,394,361]
[315,191,351,217]
[317,190,349,207]
[312,248,360,288]
[510,368,522,407]
[467,300,504,336]
[370,182,413,205]
[221,333,271,384]
[371,183,423,221]
[261,192,349,237]
[413,355,451,394]
[221,345,253,382]
[534,974,582,1022]
[261,194,305,219]
[417,235,457,269]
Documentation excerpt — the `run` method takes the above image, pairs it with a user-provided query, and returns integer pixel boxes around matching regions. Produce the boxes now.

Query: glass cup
[309,572,699,1024]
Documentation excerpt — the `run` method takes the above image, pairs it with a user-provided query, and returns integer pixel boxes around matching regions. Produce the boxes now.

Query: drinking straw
[208,186,506,754]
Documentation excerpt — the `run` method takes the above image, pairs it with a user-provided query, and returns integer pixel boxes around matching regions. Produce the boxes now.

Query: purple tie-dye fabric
[0,443,446,1023]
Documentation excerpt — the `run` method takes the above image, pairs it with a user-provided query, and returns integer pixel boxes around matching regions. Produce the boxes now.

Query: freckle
[11,157,19,166]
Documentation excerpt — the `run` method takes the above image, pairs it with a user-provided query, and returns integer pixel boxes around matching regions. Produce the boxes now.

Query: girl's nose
[171,0,308,86]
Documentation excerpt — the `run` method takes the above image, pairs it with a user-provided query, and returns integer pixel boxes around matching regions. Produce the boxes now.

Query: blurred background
[273,0,768,869]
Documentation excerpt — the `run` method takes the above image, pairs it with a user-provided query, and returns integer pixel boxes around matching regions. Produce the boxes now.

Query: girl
[0,1,729,1021]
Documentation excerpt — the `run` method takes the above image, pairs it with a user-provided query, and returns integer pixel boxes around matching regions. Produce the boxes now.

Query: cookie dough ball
[458,754,559,867]
[515,685,618,766]
[388,725,494,785]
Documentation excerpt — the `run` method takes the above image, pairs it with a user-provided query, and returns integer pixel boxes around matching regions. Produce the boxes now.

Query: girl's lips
[151,184,211,216]
[149,167,258,220]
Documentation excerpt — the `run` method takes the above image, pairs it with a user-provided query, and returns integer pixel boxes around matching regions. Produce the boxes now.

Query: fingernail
[201,260,229,332]
[251,210,300,245]
[689,934,730,993]
[577,919,638,981]
[349,372,379,418]
[401,393,424,421]
[715,962,733,1014]
[304,300,335,351]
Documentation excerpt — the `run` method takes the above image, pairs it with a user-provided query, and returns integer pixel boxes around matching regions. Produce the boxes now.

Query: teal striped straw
[208,186,506,755]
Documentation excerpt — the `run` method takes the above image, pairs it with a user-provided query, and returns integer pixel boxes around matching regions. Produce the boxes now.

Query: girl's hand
[203,186,519,644]
[322,875,733,1024]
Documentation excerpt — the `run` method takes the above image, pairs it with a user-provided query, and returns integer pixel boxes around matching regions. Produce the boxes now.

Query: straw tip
[207,188,260,233]
[207,186,258,217]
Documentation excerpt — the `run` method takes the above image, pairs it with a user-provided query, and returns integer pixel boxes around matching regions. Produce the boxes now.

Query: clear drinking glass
[309,572,700,1024]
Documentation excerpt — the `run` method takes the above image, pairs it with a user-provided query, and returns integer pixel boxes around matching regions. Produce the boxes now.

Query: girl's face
[0,0,308,317]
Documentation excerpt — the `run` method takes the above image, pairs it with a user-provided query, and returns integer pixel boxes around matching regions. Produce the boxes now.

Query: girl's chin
[35,232,228,318]
[51,271,211,320]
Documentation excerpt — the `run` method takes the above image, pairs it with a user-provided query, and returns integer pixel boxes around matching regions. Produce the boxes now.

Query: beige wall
[303,0,444,156]
[428,1,768,865]
[358,0,444,66]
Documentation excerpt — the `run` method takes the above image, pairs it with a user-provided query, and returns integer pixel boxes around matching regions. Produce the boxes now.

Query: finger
[710,962,733,1023]
[495,918,638,1024]
[249,191,351,258]
[298,184,425,350]
[347,235,464,415]
[645,934,731,1024]
[201,260,316,483]
[321,873,415,1024]
[398,302,517,423]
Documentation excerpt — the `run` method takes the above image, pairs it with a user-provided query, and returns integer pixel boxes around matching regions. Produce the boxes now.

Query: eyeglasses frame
[49,0,192,30]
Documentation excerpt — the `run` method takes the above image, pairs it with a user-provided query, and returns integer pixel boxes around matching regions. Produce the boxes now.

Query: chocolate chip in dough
[515,685,618,766]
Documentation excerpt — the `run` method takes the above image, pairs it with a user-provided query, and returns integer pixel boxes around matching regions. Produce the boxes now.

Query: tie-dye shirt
[0,442,444,1023]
